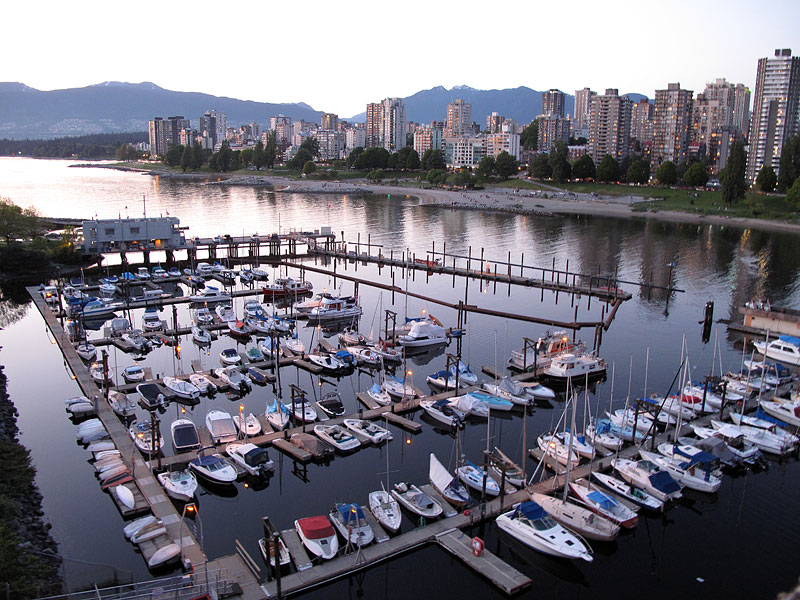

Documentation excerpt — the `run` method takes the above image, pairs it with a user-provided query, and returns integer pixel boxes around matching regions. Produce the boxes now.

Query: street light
[180,502,197,569]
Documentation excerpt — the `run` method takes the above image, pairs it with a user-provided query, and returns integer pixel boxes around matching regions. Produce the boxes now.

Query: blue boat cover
[194,455,222,466]
[673,446,717,467]
[336,503,364,521]
[778,335,800,346]
[756,405,789,428]
[430,370,449,379]
[587,490,617,509]
[648,471,681,494]
[432,399,452,409]
[517,501,546,521]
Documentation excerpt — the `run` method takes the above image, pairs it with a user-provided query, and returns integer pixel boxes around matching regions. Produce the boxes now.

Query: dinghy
[188,372,217,394]
[391,482,443,518]
[233,413,262,436]
[313,424,360,452]
[108,391,136,418]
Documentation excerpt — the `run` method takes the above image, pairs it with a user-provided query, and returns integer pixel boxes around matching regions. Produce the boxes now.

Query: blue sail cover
[517,501,547,521]
[587,490,617,510]
[648,471,681,494]
[756,405,789,428]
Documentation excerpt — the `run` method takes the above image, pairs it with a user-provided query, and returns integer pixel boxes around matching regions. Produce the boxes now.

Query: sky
[4,0,800,118]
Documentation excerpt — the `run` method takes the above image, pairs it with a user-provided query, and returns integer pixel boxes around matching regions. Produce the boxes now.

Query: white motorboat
[294,516,339,560]
[338,327,366,346]
[196,262,213,276]
[107,390,136,418]
[163,377,200,401]
[383,375,416,399]
[457,462,500,496]
[537,434,580,468]
[314,424,360,451]
[89,362,105,383]
[265,398,291,431]
[728,414,799,445]
[228,320,251,337]
[243,299,266,318]
[370,340,403,362]
[366,383,392,406]
[136,383,167,410]
[233,413,262,437]
[226,442,274,476]
[397,320,447,347]
[129,421,164,455]
[142,310,162,331]
[368,488,402,533]
[214,366,250,392]
[348,346,381,366]
[192,326,212,344]
[753,335,800,366]
[288,400,317,423]
[75,341,97,361]
[98,282,118,297]
[307,296,362,323]
[711,419,792,455]
[194,308,214,325]
[258,533,290,570]
[496,500,593,562]
[294,292,333,314]
[220,348,242,365]
[426,369,469,391]
[391,482,443,518]
[307,352,347,372]
[189,447,237,484]
[691,424,762,463]
[157,467,197,502]
[247,316,271,335]
[531,492,619,542]
[543,353,607,381]
[611,458,683,502]
[329,503,374,547]
[189,286,231,303]
[205,410,238,444]
[482,377,530,405]
[420,399,466,428]
[639,449,722,493]
[188,372,217,393]
[590,471,663,512]
[216,303,236,322]
[251,267,270,281]
[759,398,800,427]
[317,391,346,417]
[508,330,580,371]
[121,329,151,353]
[343,419,392,443]
[430,453,470,506]
[171,418,201,452]
[569,479,639,528]
[122,365,145,383]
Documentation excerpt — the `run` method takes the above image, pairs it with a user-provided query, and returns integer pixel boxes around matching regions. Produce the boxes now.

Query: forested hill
[0,132,147,158]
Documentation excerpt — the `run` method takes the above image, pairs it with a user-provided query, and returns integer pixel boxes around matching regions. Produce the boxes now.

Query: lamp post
[179,502,196,570]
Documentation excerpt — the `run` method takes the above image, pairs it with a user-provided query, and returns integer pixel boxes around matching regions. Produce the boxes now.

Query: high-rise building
[166,116,189,146]
[652,83,693,168]
[365,103,382,148]
[573,88,596,132]
[443,136,484,167]
[486,112,505,133]
[537,115,570,152]
[413,126,443,158]
[631,99,654,146]
[321,113,339,131]
[746,49,800,182]
[201,110,226,149]
[344,127,366,151]
[148,118,168,157]
[315,130,344,160]
[269,115,293,145]
[691,92,722,149]
[732,84,752,135]
[380,98,407,152]
[588,89,632,165]
[542,89,566,118]
[445,99,472,137]
[483,132,521,160]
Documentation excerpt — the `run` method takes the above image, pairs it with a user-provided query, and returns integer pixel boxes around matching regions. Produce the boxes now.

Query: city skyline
[4,0,798,118]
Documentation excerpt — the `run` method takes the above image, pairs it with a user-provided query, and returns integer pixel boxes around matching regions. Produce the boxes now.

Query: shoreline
[75,163,800,234]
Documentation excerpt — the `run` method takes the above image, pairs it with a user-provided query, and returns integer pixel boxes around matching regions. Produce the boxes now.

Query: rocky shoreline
[0,366,63,598]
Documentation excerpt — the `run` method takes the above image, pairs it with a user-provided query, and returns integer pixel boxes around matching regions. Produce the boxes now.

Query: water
[2,158,800,598]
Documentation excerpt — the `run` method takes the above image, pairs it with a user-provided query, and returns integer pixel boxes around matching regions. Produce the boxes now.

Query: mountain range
[0,82,648,139]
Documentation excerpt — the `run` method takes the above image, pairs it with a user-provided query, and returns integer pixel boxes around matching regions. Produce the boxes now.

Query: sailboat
[368,416,403,533]
[429,453,469,506]
[568,478,639,528]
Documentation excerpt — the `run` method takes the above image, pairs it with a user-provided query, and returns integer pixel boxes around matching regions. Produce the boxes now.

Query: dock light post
[404,369,412,408]
[179,502,197,570]
[239,403,245,440]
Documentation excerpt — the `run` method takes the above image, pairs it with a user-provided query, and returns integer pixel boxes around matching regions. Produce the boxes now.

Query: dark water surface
[2,158,800,597]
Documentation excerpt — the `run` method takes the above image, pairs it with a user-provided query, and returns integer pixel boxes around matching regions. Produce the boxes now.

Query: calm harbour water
[2,157,800,598]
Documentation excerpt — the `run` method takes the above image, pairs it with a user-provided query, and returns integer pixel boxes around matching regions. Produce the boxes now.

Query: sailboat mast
[562,378,575,502]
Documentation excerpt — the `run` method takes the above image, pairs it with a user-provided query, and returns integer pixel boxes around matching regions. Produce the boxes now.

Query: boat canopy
[336,503,365,522]
[648,471,682,494]
[672,446,717,467]
[498,377,525,396]
[778,335,800,346]
[299,516,334,538]
[516,501,547,521]
[587,490,618,510]
[244,447,269,467]
[173,424,199,448]
[755,406,790,427]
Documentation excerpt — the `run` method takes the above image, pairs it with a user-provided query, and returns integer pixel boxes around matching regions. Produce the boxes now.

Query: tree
[367,169,385,181]
[405,148,420,170]
[300,136,320,159]
[756,166,777,192]
[655,161,677,185]
[572,154,596,180]
[420,149,445,170]
[215,141,233,172]
[347,147,364,169]
[521,120,539,150]
[289,147,312,170]
[21,206,41,239]
[549,141,571,183]
[0,197,24,245]
[180,145,192,173]
[453,169,476,188]
[721,141,747,205]
[427,169,446,185]
[116,144,140,161]
[354,147,390,170]
[528,154,552,179]
[302,161,316,175]
[477,156,496,179]
[495,151,518,180]
[253,141,265,170]
[191,141,205,170]
[683,161,708,187]
[387,153,400,169]
[787,177,800,209]
[596,155,620,182]
[626,159,650,184]
[778,135,800,192]
[264,131,278,168]
[164,144,183,167]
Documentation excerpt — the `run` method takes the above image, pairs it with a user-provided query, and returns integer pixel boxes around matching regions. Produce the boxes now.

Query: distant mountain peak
[90,81,164,91]
[0,82,37,93]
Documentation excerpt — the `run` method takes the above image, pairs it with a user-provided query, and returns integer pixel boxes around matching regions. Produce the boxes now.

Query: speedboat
[317,391,346,417]
[233,413,262,436]
[220,348,242,365]
[430,453,470,506]
[189,286,231,303]
[591,471,663,512]
[189,447,237,485]
[391,482,443,518]
[188,372,217,394]
[122,365,145,383]
[157,467,197,502]
[192,326,212,344]
[289,400,317,423]
[420,399,465,428]
[457,462,500,496]
[89,362,105,383]
[107,390,136,418]
[314,424,360,451]
[168,267,181,277]
[329,503,374,547]
[142,310,162,331]
[368,488,402,533]
[265,398,291,431]
[129,421,164,455]
[194,308,214,325]
[569,479,639,528]
[483,377,530,405]
[294,516,338,560]
[348,346,381,366]
[216,304,236,323]
[171,418,201,452]
[246,346,265,362]
[239,269,255,285]
[753,335,800,366]
[244,299,266,318]
[639,449,722,493]
[151,266,167,279]
[136,383,167,410]
[226,442,274,477]
[258,532,290,570]
[307,352,347,372]
[496,500,593,562]
[339,327,366,346]
[205,410,238,444]
[343,419,392,443]
[162,377,201,402]
[397,320,447,348]
[122,330,151,353]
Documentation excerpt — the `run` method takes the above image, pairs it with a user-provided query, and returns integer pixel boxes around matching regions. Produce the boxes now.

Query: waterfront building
[148,118,168,157]
[484,132,521,159]
[537,115,570,152]
[444,136,484,168]
[691,92,722,153]
[316,129,345,161]
[542,89,566,118]
[380,98,407,152]
[588,89,632,165]
[269,115,293,147]
[746,48,800,182]
[710,126,744,175]
[82,217,184,254]
[652,83,693,168]
[414,126,443,157]
[573,88,596,133]
[732,83,752,135]
[365,102,382,148]
[445,99,472,138]
[344,127,366,151]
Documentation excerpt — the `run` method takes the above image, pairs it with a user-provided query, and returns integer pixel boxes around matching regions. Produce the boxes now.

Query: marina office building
[82,216,185,254]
